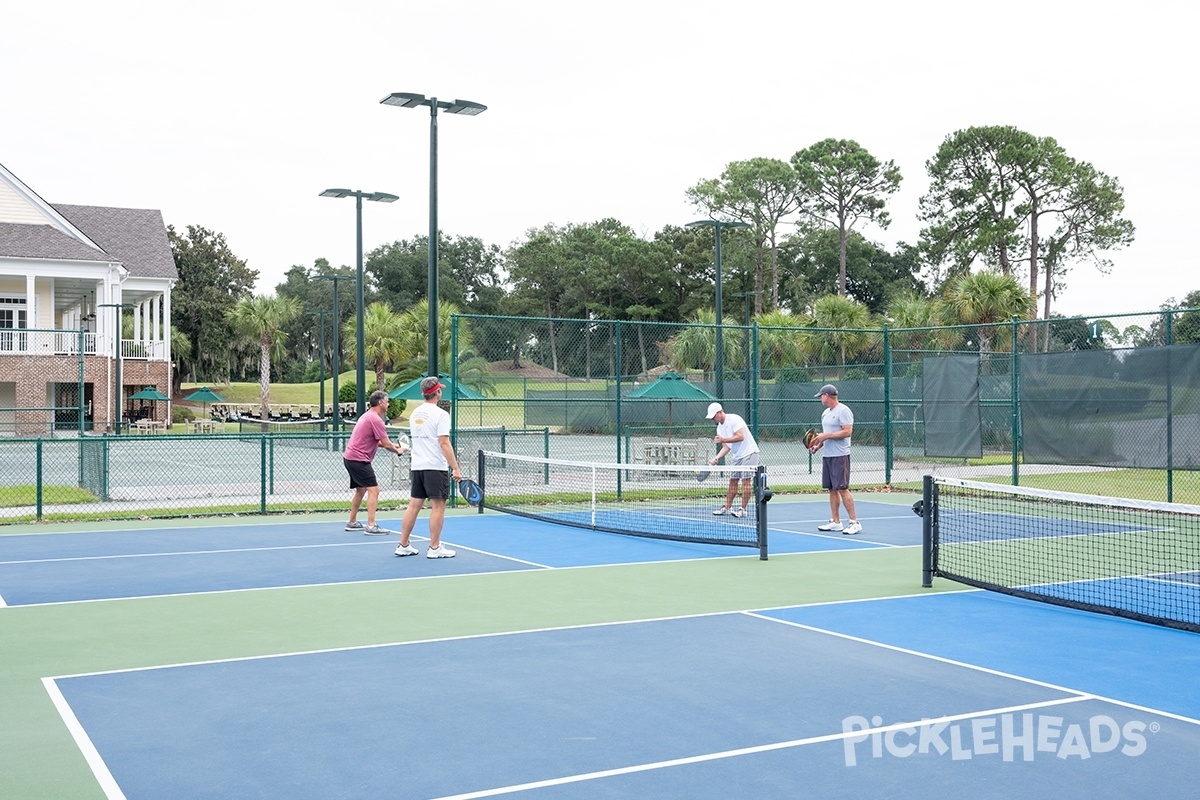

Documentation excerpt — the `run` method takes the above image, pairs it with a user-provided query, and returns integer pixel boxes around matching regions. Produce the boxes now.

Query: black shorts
[821,455,851,491]
[344,458,378,489]
[410,469,450,500]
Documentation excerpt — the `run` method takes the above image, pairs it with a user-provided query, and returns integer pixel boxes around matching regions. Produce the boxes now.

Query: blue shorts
[822,455,851,491]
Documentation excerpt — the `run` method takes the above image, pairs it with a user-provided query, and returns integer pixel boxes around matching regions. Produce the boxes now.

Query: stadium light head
[380,92,429,108]
[445,99,487,116]
[686,220,751,231]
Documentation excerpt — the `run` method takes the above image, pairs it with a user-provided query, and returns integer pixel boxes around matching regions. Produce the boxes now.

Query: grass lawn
[978,469,1200,504]
[0,485,97,508]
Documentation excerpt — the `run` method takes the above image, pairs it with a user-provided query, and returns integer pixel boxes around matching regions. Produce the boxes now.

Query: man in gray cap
[396,377,463,558]
[809,384,861,535]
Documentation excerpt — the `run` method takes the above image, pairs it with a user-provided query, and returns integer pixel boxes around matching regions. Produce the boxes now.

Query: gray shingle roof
[0,221,108,262]
[52,204,177,279]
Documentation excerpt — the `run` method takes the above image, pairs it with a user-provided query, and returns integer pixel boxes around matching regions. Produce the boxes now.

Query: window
[0,298,27,351]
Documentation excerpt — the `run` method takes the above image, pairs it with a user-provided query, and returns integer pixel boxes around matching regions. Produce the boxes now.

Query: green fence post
[451,317,460,509]
[883,323,892,485]
[1011,316,1020,487]
[1166,310,1174,502]
[102,436,109,501]
[77,326,86,435]
[260,436,268,514]
[615,321,623,464]
[36,439,44,520]
[750,322,759,432]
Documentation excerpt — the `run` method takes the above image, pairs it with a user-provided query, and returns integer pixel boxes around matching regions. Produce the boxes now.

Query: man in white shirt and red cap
[396,377,463,558]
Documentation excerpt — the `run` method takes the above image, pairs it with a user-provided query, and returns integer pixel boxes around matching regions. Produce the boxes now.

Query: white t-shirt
[717,412,759,461]
[408,401,451,470]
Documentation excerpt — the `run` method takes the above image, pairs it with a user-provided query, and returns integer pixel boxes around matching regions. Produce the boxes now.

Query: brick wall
[0,354,170,434]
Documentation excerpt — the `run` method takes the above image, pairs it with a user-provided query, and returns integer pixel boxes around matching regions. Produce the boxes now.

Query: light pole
[97,302,132,433]
[319,188,398,416]
[732,290,763,412]
[686,220,750,401]
[380,92,486,378]
[308,310,331,420]
[314,274,349,432]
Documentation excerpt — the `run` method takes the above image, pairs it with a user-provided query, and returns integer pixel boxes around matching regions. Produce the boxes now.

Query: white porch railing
[0,329,165,360]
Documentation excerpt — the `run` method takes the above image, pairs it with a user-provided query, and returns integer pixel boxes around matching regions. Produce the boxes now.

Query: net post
[921,474,933,587]
[756,465,770,560]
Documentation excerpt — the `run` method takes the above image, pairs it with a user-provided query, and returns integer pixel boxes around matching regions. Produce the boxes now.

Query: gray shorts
[822,455,851,490]
[730,451,760,481]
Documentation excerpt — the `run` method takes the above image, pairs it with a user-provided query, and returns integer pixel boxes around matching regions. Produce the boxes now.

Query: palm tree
[942,271,1035,354]
[170,328,192,395]
[667,309,741,379]
[343,302,405,392]
[397,299,474,378]
[226,294,301,425]
[885,292,964,364]
[797,294,877,368]
[753,309,805,381]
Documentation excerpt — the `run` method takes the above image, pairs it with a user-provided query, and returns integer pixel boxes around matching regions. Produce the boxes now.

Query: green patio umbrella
[128,386,171,423]
[129,386,171,401]
[183,386,226,419]
[624,371,715,441]
[388,373,486,402]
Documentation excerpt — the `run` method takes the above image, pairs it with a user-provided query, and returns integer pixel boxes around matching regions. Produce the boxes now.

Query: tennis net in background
[237,418,351,451]
[922,476,1200,633]
[478,451,769,558]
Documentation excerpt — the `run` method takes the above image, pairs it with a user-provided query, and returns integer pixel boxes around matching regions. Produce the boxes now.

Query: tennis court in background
[3,490,1199,798]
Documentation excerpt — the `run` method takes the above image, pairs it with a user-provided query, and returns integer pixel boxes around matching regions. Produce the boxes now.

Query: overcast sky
[3,0,1194,319]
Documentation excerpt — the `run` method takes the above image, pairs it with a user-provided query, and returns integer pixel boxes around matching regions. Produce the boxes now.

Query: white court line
[0,540,392,566]
[428,696,1093,800]
[0,592,7,608]
[47,601,1200,797]
[747,611,1200,726]
[42,678,127,800]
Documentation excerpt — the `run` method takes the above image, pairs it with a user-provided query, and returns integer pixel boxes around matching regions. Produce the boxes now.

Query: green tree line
[166,124,1197,390]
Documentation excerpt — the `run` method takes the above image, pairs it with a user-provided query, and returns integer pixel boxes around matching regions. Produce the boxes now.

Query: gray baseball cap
[815,384,838,397]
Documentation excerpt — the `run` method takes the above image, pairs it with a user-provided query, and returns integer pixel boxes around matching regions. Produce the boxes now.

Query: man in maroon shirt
[342,390,408,535]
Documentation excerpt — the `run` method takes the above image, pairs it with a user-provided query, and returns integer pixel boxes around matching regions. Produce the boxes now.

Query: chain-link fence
[4,308,1198,524]
[449,310,1200,505]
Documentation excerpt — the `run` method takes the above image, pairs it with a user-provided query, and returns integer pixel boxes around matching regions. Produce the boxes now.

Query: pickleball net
[920,475,1200,632]
[476,451,770,558]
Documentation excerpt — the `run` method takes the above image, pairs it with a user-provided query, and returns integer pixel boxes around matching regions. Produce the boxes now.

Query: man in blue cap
[809,384,861,535]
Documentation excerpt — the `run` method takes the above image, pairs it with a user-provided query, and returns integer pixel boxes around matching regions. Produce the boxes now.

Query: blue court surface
[11,496,1198,798]
[0,499,913,606]
[49,599,1199,799]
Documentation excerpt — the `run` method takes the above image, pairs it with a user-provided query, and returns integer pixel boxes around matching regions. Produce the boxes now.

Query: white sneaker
[817,520,843,532]
[712,507,729,516]
[426,545,456,559]
[842,521,862,535]
[731,507,746,518]
[394,542,419,556]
